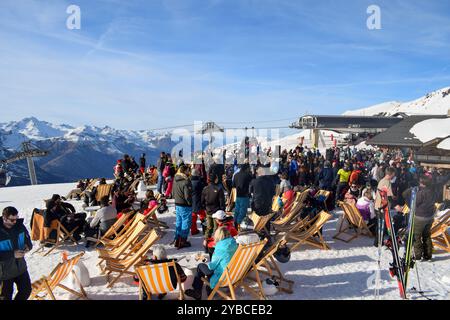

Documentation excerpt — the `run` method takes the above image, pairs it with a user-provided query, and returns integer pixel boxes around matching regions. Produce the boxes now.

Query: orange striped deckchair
[202,239,267,300]
[135,261,185,300]
[284,211,332,251]
[103,229,162,288]
[39,220,80,257]
[30,252,87,300]
[97,220,148,268]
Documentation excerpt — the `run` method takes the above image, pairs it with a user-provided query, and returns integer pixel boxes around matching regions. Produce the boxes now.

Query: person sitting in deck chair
[84,196,117,248]
[185,227,238,300]
[204,210,238,260]
[65,180,86,200]
[133,245,187,300]
[50,194,86,241]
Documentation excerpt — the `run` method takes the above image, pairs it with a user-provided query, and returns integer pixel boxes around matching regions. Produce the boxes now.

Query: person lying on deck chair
[133,245,187,300]
[185,227,238,300]
[84,196,117,248]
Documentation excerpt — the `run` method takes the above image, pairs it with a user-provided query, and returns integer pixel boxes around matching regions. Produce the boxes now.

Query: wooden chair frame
[333,201,374,243]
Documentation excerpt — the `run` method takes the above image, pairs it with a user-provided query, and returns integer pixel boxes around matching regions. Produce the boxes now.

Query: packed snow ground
[1,182,449,300]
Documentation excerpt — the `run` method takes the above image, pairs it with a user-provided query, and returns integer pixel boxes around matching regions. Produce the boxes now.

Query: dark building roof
[367,115,448,148]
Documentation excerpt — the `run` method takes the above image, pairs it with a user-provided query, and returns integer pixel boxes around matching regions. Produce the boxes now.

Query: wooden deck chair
[333,201,374,243]
[99,212,146,248]
[249,212,275,234]
[89,211,133,248]
[30,252,87,300]
[103,229,162,288]
[245,238,294,295]
[34,220,80,257]
[202,239,267,300]
[127,179,140,194]
[315,190,331,210]
[284,211,332,251]
[97,220,148,268]
[431,210,450,253]
[80,178,99,198]
[226,188,237,212]
[143,206,169,230]
[135,261,185,300]
[95,183,113,202]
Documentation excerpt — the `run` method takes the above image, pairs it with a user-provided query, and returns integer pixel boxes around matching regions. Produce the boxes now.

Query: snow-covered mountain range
[0,117,175,186]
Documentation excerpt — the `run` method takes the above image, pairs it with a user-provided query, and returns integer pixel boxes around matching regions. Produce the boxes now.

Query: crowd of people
[1,140,449,300]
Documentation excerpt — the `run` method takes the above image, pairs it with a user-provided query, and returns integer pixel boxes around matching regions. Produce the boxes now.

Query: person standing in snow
[0,207,32,300]
[139,153,146,175]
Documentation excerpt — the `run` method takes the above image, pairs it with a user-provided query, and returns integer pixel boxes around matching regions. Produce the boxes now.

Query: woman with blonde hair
[185,226,238,300]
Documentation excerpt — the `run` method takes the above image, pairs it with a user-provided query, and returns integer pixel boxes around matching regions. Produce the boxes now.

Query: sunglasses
[4,216,18,223]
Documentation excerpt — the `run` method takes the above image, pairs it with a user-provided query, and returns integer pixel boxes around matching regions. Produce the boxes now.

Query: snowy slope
[1,182,449,300]
[344,87,450,116]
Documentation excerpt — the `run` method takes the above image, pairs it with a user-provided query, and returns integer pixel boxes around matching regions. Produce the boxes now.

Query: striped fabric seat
[250,212,275,233]
[30,252,87,300]
[333,202,374,243]
[95,183,114,202]
[203,239,267,300]
[135,261,185,300]
[103,229,162,288]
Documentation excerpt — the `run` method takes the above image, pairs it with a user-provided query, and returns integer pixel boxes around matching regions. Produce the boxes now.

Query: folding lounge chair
[431,209,450,253]
[135,261,185,300]
[333,201,374,243]
[88,211,133,248]
[99,212,146,249]
[30,252,87,300]
[32,215,80,257]
[284,211,332,251]
[202,239,267,300]
[95,183,113,202]
[249,212,275,234]
[103,229,162,288]
[97,220,148,268]
[245,238,294,294]
[315,190,331,211]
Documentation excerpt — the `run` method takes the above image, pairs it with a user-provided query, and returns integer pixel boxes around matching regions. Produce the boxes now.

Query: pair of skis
[375,186,418,299]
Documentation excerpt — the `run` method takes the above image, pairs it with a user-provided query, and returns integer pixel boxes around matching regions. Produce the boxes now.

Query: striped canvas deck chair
[99,212,146,248]
[431,209,450,253]
[249,212,275,234]
[202,239,267,300]
[97,220,148,268]
[284,211,332,251]
[95,183,113,202]
[104,229,162,288]
[333,201,374,243]
[135,261,185,300]
[30,252,87,300]
[245,238,294,295]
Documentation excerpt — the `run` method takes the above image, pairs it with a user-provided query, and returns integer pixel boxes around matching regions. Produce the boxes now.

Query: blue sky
[0,0,450,132]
